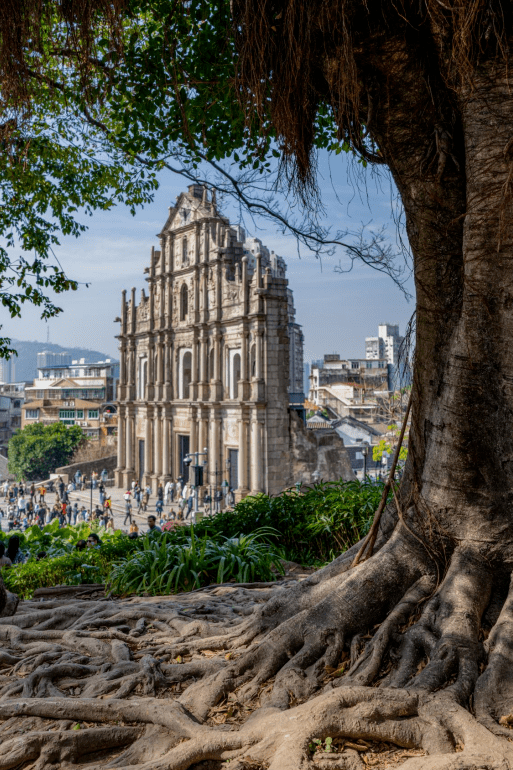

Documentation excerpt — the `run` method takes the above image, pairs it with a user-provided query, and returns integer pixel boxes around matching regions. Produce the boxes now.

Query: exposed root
[0,518,513,769]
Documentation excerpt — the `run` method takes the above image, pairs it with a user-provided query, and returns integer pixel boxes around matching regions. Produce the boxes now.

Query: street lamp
[184,447,209,523]
[361,442,369,480]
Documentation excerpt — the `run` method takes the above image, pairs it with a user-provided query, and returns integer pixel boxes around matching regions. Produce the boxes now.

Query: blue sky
[4,151,414,361]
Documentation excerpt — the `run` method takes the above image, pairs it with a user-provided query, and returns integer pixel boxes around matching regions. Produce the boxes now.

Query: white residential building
[366,324,404,366]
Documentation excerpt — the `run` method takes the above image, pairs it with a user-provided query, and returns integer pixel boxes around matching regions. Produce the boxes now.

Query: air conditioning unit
[81,421,88,427]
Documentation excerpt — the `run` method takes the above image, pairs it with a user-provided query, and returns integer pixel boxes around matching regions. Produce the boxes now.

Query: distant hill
[8,340,116,383]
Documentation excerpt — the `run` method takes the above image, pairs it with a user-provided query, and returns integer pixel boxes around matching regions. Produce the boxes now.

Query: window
[250,344,256,377]
[182,351,192,399]
[59,410,75,419]
[378,361,386,369]
[25,409,39,419]
[180,283,188,321]
[88,410,99,420]
[351,361,359,369]
[232,353,241,399]
[366,362,373,369]
[76,410,84,419]
[209,347,215,381]
[182,236,188,263]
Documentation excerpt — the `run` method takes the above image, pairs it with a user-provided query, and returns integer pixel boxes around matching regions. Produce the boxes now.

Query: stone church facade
[115,185,352,496]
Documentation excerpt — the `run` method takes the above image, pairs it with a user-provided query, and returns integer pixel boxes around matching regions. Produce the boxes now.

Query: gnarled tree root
[1,520,513,769]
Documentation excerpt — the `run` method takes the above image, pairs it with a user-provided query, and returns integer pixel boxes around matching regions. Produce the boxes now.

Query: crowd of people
[0,472,114,532]
[122,478,235,526]
[0,471,236,539]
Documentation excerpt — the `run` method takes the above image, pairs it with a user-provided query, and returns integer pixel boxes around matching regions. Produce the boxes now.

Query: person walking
[124,498,132,527]
[99,482,105,506]
[186,490,194,519]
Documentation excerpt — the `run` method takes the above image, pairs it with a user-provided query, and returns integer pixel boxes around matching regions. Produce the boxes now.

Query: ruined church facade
[115,185,351,496]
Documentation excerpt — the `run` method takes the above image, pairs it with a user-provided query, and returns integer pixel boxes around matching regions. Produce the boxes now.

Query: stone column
[144,411,153,484]
[250,412,263,493]
[210,409,222,491]
[211,330,223,402]
[172,346,179,401]
[115,407,126,486]
[156,341,164,402]
[240,330,249,400]
[162,412,171,481]
[123,409,134,487]
[255,330,263,380]
[152,409,162,491]
[198,413,207,457]
[164,336,173,402]
[198,333,208,400]
[238,415,249,496]
[191,336,198,401]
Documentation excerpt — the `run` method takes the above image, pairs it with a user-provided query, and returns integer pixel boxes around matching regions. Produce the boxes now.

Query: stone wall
[56,454,118,481]
[288,410,354,486]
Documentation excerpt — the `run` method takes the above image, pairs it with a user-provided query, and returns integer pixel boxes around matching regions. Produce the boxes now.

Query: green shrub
[3,551,105,598]
[0,478,386,597]
[108,527,284,595]
[195,479,388,564]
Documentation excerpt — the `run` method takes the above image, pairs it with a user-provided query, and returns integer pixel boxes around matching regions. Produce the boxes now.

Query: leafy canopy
[8,422,84,481]
[0,0,371,358]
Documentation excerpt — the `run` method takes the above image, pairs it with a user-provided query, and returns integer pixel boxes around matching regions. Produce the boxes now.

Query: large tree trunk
[3,8,513,770]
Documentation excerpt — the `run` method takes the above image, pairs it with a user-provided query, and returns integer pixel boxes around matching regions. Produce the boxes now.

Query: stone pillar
[115,407,126,486]
[198,333,208,400]
[144,411,153,484]
[211,330,223,402]
[240,330,250,401]
[156,341,164,402]
[164,336,173,402]
[210,409,222,491]
[194,266,200,323]
[198,411,208,458]
[238,415,249,496]
[191,335,198,401]
[255,331,263,380]
[250,412,263,493]
[190,407,198,456]
[162,412,171,481]
[172,346,179,401]
[123,409,135,487]
[152,409,162,491]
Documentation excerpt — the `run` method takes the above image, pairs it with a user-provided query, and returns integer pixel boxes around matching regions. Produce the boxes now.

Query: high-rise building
[365,324,404,366]
[0,358,14,384]
[36,351,72,369]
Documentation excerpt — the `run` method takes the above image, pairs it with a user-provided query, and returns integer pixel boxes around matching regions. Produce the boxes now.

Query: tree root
[1,520,513,769]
